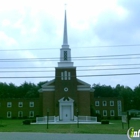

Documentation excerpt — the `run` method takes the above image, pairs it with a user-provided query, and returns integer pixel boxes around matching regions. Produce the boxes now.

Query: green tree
[133,84,140,110]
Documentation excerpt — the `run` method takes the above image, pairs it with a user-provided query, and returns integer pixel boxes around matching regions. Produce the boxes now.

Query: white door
[62,105,71,121]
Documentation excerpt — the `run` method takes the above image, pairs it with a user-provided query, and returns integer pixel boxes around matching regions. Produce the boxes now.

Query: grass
[0,119,140,134]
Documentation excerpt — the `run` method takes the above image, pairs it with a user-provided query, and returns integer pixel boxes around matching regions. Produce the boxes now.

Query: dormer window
[64,51,67,60]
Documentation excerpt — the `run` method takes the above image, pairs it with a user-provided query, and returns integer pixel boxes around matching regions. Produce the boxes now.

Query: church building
[38,10,94,121]
[0,10,123,120]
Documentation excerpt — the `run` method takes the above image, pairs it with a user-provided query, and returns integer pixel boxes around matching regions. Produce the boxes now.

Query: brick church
[0,10,123,120]
[38,10,93,121]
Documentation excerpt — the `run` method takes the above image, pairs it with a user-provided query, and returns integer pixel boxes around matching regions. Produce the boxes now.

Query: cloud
[0,0,140,88]
[0,31,18,48]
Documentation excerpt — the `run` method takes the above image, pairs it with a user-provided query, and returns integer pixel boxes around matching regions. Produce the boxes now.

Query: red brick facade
[0,98,40,118]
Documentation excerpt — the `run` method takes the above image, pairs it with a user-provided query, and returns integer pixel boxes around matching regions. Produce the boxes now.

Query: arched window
[68,72,71,80]
[110,110,115,116]
[64,71,67,80]
[18,111,23,117]
[61,72,64,80]
[7,111,12,118]
[18,102,23,107]
[61,71,71,80]
[103,110,107,116]
[29,111,34,117]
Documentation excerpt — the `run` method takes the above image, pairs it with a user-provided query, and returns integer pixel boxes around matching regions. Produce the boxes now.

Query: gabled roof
[77,78,90,86]
[38,79,55,92]
[41,79,55,87]
[77,78,93,91]
[38,78,94,93]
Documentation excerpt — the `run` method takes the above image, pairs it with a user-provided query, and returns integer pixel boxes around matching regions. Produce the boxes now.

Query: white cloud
[2,19,11,26]
[0,31,18,47]
[0,0,140,88]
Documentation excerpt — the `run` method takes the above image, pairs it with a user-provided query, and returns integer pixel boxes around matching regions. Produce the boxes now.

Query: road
[0,132,138,140]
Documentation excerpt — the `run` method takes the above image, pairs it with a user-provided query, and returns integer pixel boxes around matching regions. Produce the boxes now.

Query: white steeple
[63,10,68,46]
[58,10,73,67]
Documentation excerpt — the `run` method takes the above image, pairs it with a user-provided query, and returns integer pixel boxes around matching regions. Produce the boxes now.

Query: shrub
[101,120,109,124]
[23,120,31,125]
[31,119,36,123]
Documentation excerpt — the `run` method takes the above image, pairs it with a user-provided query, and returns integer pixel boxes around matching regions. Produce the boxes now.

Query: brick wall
[0,98,40,118]
[78,91,91,116]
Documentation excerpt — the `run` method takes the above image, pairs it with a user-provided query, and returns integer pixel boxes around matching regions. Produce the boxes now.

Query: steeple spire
[58,9,73,67]
[63,10,68,46]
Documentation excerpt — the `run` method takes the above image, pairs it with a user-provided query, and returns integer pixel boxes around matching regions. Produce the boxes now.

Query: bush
[31,119,36,123]
[23,120,31,125]
[101,120,109,124]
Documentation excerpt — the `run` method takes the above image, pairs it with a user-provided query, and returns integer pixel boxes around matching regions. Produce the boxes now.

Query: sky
[0,0,140,89]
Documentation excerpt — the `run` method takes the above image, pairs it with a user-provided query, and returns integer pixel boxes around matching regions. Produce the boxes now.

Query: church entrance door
[62,105,71,121]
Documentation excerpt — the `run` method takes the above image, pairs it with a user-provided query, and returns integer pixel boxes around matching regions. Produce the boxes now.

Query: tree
[133,84,140,110]
[114,84,133,111]
[93,84,115,97]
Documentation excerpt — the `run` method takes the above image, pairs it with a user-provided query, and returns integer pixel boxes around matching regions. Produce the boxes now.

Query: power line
[1,53,140,60]
[1,72,140,78]
[1,53,140,62]
[0,44,140,51]
[0,63,140,69]
[1,67,140,73]
[0,57,140,62]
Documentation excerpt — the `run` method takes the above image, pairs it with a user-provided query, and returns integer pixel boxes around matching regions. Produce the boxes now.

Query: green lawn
[0,119,140,134]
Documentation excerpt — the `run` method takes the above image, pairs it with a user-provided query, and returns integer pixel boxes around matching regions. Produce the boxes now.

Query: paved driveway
[0,132,135,140]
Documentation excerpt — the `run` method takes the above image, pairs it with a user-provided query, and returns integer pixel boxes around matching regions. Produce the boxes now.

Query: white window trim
[18,111,23,117]
[102,101,107,106]
[64,71,67,80]
[96,110,100,114]
[95,101,99,106]
[103,110,107,116]
[7,102,12,108]
[29,111,34,117]
[18,102,23,107]
[110,101,114,106]
[117,100,122,116]
[7,111,12,118]
[61,72,64,80]
[110,110,115,116]
[68,72,71,80]
[29,102,34,107]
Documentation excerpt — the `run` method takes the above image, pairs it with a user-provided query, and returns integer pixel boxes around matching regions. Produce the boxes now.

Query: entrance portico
[59,97,74,121]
